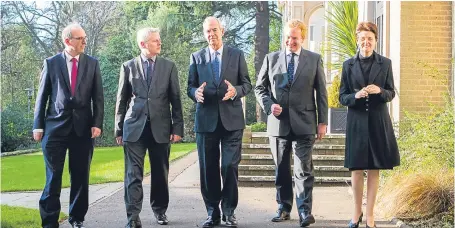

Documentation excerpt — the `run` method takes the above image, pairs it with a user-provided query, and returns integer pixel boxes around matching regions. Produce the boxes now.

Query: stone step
[240,154,345,166]
[248,132,345,145]
[242,143,345,156]
[239,165,350,177]
[238,176,351,187]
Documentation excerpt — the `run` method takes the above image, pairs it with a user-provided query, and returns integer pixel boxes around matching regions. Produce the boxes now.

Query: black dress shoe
[202,216,221,228]
[224,215,238,227]
[72,221,84,228]
[271,209,291,222]
[348,212,363,228]
[366,224,377,228]
[125,220,142,228]
[155,213,169,225]
[299,212,316,227]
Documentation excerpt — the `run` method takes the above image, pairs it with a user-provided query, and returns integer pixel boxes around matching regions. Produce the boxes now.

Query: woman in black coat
[339,22,399,228]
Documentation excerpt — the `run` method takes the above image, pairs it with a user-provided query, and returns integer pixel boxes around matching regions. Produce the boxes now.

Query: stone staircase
[240,129,350,187]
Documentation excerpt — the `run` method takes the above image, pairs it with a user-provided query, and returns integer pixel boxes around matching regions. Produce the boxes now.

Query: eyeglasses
[71,36,88,41]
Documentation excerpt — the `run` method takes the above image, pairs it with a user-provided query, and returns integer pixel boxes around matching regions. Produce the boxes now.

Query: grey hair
[136,27,160,48]
[61,23,83,43]
[203,16,224,29]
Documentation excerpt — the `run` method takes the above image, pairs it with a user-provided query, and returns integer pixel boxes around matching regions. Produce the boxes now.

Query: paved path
[2,151,397,227]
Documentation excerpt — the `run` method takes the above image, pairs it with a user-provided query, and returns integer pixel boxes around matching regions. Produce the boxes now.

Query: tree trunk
[254,1,269,122]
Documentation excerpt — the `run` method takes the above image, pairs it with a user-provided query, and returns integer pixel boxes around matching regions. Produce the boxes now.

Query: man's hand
[195,82,207,103]
[365,84,381,94]
[116,136,123,145]
[271,104,282,117]
[222,80,236,101]
[317,123,327,140]
[355,88,369,99]
[170,134,182,143]
[91,127,102,138]
[33,132,43,142]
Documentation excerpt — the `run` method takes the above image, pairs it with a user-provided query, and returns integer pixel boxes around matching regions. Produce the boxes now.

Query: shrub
[1,105,36,152]
[328,74,343,108]
[250,122,266,132]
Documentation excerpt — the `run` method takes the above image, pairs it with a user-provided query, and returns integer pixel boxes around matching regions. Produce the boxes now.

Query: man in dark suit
[115,27,183,228]
[33,23,104,228]
[255,19,328,227]
[187,16,251,228]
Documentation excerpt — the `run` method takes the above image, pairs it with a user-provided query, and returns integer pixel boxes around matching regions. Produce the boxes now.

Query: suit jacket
[339,52,399,169]
[33,52,104,137]
[255,48,328,136]
[187,46,252,133]
[115,56,184,143]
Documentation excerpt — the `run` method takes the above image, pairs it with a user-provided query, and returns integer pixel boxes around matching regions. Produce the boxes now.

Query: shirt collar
[140,53,157,63]
[286,48,301,57]
[209,45,223,56]
[64,51,80,62]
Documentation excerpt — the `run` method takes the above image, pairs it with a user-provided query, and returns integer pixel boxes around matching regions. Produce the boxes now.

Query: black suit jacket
[115,56,184,143]
[33,52,104,137]
[187,46,252,133]
[255,48,328,136]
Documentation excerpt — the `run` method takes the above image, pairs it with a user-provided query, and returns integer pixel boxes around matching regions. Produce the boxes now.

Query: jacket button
[366,108,369,111]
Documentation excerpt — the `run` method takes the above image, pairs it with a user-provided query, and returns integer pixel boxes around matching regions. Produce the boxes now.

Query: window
[309,25,314,41]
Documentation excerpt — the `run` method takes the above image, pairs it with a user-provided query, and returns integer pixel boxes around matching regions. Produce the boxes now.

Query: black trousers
[269,133,315,214]
[123,121,170,223]
[196,121,243,218]
[40,129,94,228]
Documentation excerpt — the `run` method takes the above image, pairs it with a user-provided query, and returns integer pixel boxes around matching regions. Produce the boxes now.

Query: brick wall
[400,1,453,115]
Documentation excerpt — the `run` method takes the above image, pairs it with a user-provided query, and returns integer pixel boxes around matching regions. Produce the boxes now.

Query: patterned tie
[147,59,154,87]
[287,53,296,84]
[212,51,220,84]
[71,58,78,95]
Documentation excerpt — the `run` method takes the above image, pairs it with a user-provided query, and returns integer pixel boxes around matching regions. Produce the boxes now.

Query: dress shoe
[299,212,316,227]
[271,209,291,222]
[202,216,221,228]
[125,220,142,228]
[224,215,238,227]
[348,212,363,228]
[72,221,84,228]
[155,213,169,225]
[366,224,377,228]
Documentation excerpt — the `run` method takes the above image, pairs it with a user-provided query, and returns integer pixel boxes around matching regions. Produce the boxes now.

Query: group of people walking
[32,15,399,228]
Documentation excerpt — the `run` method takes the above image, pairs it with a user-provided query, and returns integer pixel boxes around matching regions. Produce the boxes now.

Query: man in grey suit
[115,27,183,228]
[255,19,328,227]
[187,16,251,228]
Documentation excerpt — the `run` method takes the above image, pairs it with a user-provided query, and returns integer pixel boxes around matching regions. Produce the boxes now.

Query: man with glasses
[33,23,104,228]
[115,27,184,228]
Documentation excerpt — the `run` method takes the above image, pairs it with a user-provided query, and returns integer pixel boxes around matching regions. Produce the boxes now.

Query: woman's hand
[355,88,369,99]
[365,84,381,94]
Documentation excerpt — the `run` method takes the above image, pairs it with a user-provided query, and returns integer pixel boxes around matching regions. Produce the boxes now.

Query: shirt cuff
[33,129,44,133]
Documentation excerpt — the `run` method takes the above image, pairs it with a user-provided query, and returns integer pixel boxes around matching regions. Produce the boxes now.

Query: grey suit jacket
[255,48,328,136]
[115,56,184,143]
[187,46,252,132]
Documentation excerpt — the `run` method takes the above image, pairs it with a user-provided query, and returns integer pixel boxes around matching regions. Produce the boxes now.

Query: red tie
[71,58,78,96]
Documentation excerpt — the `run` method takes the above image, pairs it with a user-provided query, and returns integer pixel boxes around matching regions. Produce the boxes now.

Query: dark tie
[147,59,154,87]
[71,58,78,95]
[212,51,220,83]
[287,53,296,84]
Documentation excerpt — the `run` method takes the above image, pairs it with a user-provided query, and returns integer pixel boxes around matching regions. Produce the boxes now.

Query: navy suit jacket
[187,46,252,133]
[33,52,104,137]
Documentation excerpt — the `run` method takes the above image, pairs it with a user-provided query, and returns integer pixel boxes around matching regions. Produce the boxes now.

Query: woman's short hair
[356,22,378,40]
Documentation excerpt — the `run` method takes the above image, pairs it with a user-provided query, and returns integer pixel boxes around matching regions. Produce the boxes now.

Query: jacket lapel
[278,51,287,74]
[349,53,366,88]
[203,48,217,87]
[75,53,86,94]
[134,56,148,90]
[219,46,231,85]
[149,57,161,92]
[368,52,383,84]
[58,53,71,93]
[291,48,308,86]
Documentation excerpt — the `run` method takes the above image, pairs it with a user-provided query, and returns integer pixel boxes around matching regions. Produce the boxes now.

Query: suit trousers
[269,133,315,214]
[39,129,94,228]
[123,121,170,222]
[196,120,243,218]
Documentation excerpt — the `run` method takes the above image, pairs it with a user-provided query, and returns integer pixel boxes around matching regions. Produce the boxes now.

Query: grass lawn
[0,205,67,228]
[1,143,196,192]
